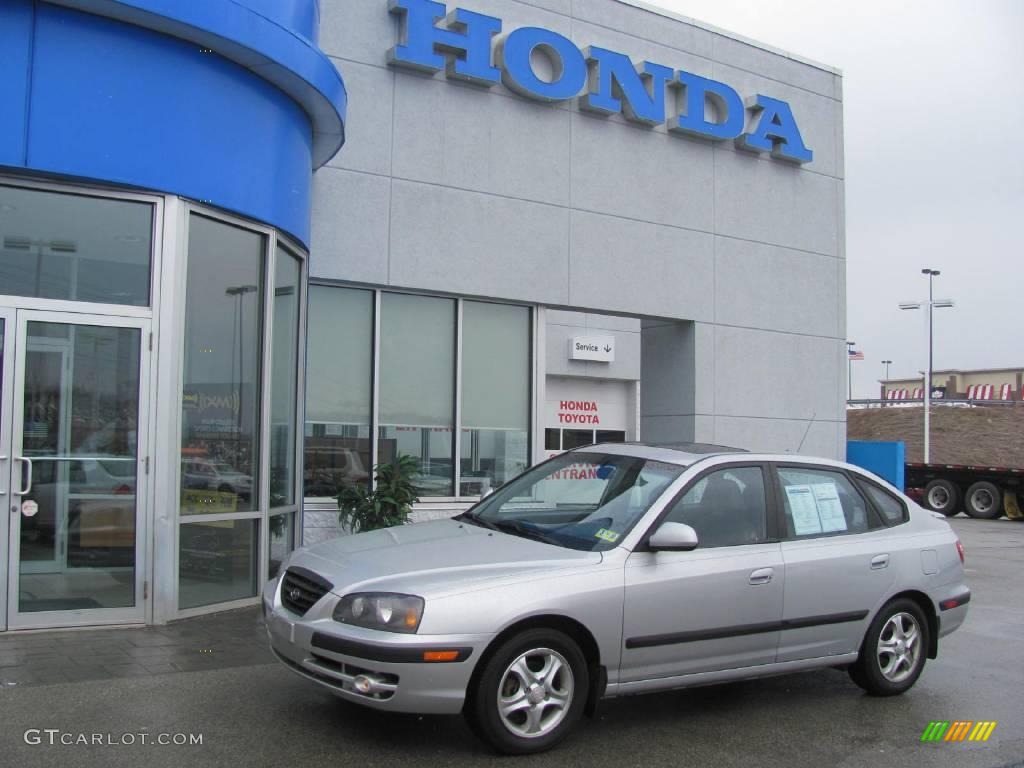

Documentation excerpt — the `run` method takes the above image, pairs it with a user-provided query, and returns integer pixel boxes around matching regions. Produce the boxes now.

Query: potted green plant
[337,454,421,533]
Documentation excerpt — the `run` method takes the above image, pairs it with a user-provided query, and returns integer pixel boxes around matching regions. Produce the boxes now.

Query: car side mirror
[648,522,699,552]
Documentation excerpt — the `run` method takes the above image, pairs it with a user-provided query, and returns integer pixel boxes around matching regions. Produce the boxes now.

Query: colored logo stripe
[944,721,973,741]
[969,722,997,742]
[921,721,996,742]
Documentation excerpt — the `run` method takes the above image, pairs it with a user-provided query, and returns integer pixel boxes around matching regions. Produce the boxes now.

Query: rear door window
[775,467,871,538]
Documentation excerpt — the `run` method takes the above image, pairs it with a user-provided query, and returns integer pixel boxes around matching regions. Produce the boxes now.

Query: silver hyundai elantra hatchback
[264,443,969,754]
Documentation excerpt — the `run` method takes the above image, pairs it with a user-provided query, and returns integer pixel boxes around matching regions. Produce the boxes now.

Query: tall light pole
[881,360,893,381]
[899,270,954,464]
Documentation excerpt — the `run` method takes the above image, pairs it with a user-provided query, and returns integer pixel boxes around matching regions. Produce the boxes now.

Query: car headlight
[332,593,424,634]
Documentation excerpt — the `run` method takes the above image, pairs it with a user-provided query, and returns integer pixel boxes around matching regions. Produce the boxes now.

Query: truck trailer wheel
[923,479,960,517]
[964,481,1003,519]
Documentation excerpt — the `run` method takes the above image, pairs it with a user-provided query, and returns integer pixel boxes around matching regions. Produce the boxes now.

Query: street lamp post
[881,360,892,381]
[899,270,954,464]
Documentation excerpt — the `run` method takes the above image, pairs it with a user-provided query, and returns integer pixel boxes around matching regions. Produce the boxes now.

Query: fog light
[353,675,373,694]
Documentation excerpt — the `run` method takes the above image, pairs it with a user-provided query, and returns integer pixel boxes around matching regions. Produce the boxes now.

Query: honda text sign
[388,0,813,163]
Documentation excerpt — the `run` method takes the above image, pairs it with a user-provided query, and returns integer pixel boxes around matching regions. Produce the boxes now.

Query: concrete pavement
[1,517,1022,767]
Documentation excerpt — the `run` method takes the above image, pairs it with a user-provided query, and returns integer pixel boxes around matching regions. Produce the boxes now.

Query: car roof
[569,442,748,466]
[569,442,867,474]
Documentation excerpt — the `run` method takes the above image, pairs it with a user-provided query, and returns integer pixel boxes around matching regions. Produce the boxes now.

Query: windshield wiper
[492,519,562,547]
[454,511,501,532]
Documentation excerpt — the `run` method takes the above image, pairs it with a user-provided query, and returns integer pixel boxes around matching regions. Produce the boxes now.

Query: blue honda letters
[388,0,813,164]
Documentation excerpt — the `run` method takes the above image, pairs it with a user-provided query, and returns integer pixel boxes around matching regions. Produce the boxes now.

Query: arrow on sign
[604,345,612,353]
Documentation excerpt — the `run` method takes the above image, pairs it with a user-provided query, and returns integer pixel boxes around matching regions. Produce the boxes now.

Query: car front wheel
[465,628,588,755]
[849,598,929,696]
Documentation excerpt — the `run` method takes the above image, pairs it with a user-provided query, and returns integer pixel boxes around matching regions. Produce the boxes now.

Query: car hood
[287,519,603,599]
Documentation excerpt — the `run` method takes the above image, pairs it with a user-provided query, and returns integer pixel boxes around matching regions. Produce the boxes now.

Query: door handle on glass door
[13,456,33,496]
[749,568,774,585]
[871,554,889,570]
[0,454,6,496]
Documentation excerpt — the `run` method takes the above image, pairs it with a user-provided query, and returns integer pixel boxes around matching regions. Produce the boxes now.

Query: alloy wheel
[877,612,922,683]
[496,648,574,738]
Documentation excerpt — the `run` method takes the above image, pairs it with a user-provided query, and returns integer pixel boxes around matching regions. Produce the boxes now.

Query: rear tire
[964,481,1003,519]
[923,479,960,516]
[464,629,588,755]
[850,598,929,696]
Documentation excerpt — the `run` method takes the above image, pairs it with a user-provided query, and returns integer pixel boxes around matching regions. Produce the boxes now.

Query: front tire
[849,598,929,696]
[465,628,588,755]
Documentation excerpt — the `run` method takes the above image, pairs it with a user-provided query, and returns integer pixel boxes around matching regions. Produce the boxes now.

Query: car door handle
[749,567,774,585]
[871,554,890,570]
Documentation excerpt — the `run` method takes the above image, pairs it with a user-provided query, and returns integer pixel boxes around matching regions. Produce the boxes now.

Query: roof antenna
[796,412,817,454]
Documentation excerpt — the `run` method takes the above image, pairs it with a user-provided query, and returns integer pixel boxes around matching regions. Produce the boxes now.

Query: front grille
[280,567,333,616]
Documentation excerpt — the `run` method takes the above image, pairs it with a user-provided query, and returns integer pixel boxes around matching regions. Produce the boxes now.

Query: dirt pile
[847,405,1024,467]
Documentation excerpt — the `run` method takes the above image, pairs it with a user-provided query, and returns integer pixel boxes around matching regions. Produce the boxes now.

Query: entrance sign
[389,0,813,163]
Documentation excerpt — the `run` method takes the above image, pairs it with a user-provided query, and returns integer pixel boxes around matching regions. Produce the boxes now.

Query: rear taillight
[956,539,965,565]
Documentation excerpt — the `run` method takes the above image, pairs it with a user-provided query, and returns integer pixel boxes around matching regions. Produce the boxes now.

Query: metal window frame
[303,281,538,507]
[170,203,308,621]
[0,174,165,632]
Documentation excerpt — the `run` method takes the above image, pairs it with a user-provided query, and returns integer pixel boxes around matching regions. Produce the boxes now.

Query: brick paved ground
[0,607,270,688]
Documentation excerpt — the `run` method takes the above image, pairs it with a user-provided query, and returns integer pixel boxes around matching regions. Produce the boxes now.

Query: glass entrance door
[3,309,149,629]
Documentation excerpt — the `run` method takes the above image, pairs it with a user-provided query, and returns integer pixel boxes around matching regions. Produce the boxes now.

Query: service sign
[389,0,813,163]
[570,335,615,362]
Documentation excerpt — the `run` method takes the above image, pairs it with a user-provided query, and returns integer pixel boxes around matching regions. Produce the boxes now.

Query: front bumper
[263,581,492,715]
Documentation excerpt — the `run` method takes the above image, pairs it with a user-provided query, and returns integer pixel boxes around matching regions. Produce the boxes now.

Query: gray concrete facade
[313,0,847,459]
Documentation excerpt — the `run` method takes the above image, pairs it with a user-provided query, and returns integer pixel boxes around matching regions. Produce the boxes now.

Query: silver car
[264,443,969,754]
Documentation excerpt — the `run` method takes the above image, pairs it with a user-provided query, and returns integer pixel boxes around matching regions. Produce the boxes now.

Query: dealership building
[0,0,846,631]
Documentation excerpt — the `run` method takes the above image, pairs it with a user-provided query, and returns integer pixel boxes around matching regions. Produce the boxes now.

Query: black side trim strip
[311,632,472,664]
[940,591,971,611]
[625,610,869,649]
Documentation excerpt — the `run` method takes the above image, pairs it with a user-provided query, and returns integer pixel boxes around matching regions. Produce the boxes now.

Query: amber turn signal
[422,650,461,662]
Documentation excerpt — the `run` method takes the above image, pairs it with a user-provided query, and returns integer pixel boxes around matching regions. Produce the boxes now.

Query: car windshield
[462,452,684,552]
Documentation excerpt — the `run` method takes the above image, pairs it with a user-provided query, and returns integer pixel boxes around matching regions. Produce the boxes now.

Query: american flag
[848,349,864,361]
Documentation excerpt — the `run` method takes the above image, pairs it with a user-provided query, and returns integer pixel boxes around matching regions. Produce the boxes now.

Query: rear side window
[856,480,909,526]
[776,467,871,538]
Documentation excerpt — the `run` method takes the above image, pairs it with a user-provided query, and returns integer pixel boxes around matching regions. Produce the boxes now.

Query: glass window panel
[378,293,455,497]
[460,302,530,495]
[178,519,259,609]
[269,247,301,509]
[180,215,264,515]
[304,286,373,497]
[17,323,141,612]
[596,430,627,444]
[544,428,560,451]
[856,480,908,526]
[665,467,767,548]
[563,429,594,450]
[777,467,871,538]
[0,185,152,306]
[268,512,295,581]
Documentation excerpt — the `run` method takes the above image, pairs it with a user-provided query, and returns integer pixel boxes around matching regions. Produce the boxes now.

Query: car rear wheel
[849,598,928,696]
[465,628,588,755]
[923,479,960,516]
[964,481,1003,519]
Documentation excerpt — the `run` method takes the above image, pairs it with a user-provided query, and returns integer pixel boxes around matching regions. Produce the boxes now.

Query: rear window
[856,480,908,526]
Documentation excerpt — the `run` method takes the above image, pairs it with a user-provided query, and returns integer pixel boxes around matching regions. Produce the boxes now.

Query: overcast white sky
[647,0,1024,398]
